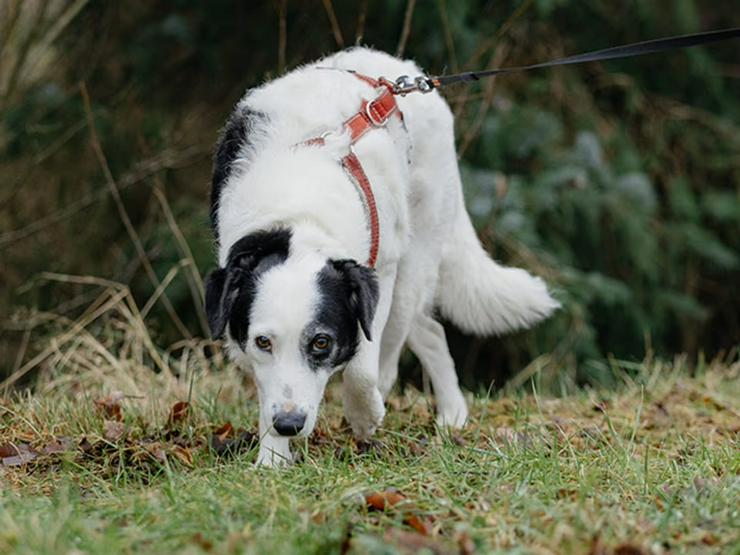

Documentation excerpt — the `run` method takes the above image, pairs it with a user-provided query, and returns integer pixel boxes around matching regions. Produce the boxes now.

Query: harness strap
[304,72,401,268]
[342,152,380,267]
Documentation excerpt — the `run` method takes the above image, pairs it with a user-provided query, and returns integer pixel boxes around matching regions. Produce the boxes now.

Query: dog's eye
[311,334,332,353]
[255,335,272,352]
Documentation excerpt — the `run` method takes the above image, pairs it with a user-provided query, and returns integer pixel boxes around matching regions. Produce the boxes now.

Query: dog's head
[205,227,378,438]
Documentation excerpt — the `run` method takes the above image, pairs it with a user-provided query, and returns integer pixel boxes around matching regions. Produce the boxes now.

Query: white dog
[206,48,559,466]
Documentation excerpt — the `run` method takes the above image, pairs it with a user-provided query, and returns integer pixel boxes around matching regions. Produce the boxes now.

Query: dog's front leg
[256,411,292,467]
[342,266,396,439]
[342,343,386,440]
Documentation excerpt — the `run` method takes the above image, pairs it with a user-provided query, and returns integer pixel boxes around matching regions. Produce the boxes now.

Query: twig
[0,144,206,248]
[12,327,32,376]
[1,288,128,391]
[1,1,49,108]
[277,0,287,73]
[354,0,368,45]
[457,43,509,159]
[452,0,532,121]
[151,186,210,336]
[395,0,416,57]
[0,119,87,211]
[79,82,192,340]
[140,260,188,319]
[321,0,345,48]
[437,0,459,74]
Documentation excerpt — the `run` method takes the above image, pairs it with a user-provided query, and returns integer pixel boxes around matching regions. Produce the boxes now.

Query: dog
[205,48,559,466]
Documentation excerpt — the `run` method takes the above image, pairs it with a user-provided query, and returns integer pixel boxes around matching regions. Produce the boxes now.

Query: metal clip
[392,74,435,95]
[393,75,417,95]
[414,76,434,93]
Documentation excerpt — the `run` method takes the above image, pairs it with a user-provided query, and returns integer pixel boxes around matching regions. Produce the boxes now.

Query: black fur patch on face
[211,104,266,239]
[306,260,379,370]
[204,227,291,345]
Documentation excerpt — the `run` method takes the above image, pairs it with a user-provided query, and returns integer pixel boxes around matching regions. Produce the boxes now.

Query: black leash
[392,27,740,94]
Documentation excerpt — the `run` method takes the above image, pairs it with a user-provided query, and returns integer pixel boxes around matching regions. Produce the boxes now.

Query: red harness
[304,72,403,268]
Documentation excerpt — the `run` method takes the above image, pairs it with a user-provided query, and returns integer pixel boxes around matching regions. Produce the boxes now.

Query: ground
[1,357,738,555]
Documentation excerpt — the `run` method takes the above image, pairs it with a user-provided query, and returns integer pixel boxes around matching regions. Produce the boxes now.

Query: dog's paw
[344,388,385,440]
[435,394,469,429]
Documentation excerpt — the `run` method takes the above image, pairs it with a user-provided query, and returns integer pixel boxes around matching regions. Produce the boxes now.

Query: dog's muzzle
[272,410,307,436]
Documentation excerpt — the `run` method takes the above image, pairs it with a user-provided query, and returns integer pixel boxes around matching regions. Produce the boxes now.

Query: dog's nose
[272,411,307,436]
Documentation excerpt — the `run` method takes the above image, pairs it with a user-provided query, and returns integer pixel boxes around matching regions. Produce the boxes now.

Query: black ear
[333,260,379,341]
[204,267,244,339]
[204,228,292,341]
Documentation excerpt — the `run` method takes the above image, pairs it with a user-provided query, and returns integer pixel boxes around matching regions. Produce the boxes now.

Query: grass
[1,353,738,555]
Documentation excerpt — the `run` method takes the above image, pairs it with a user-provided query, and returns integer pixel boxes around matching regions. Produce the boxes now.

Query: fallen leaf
[383,530,455,554]
[364,489,434,536]
[171,445,194,467]
[613,544,647,555]
[168,401,190,425]
[0,443,37,466]
[209,423,257,458]
[365,489,407,510]
[405,514,433,535]
[457,531,476,555]
[141,442,167,463]
[41,437,73,454]
[340,524,353,555]
[104,420,126,442]
[191,533,213,551]
[2,452,38,466]
[94,392,124,421]
[214,422,234,441]
[0,443,24,458]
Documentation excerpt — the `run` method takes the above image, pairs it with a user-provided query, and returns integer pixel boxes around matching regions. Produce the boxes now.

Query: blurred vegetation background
[1,0,738,390]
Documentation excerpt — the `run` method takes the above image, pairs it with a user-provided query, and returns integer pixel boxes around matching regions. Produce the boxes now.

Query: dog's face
[205,228,378,438]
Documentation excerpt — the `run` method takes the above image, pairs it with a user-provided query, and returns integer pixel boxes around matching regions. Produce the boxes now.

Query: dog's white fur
[213,48,559,466]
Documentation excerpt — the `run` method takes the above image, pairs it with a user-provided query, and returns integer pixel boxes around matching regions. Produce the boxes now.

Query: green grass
[1,358,739,555]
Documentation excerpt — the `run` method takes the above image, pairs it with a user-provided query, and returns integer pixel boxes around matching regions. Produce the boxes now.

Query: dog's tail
[436,202,560,336]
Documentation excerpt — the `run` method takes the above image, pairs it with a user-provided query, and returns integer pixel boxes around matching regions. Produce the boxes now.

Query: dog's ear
[204,266,245,339]
[333,260,379,341]
[204,228,292,340]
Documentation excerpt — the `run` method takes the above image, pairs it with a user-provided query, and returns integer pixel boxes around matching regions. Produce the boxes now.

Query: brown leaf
[365,489,434,536]
[171,445,194,467]
[168,401,190,425]
[613,544,647,555]
[209,424,257,458]
[104,420,126,442]
[94,392,124,421]
[2,452,38,466]
[382,530,455,555]
[41,437,73,454]
[365,489,407,510]
[405,514,433,535]
[457,531,476,555]
[191,533,213,552]
[1,442,38,466]
[0,443,25,458]
[141,442,167,463]
[214,422,234,441]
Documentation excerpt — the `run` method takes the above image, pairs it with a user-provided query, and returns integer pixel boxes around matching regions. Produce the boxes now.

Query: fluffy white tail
[436,209,560,336]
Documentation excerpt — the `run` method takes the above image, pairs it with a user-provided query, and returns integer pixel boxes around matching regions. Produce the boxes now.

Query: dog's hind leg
[407,312,468,428]
[377,263,423,399]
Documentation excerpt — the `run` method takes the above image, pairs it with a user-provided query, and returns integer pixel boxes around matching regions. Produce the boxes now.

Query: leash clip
[392,75,435,95]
